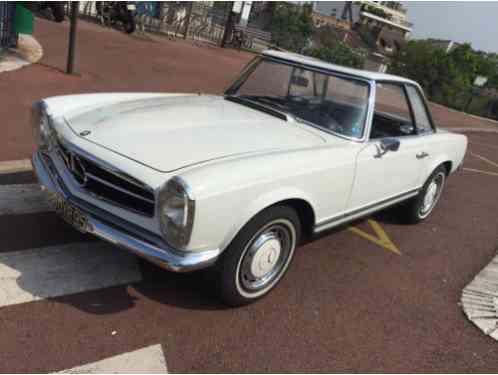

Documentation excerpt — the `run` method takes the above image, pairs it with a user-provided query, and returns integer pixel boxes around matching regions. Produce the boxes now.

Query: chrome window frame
[366,80,438,143]
[404,83,437,135]
[225,55,376,143]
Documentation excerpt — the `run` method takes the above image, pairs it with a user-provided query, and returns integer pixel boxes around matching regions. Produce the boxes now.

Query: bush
[305,43,366,69]
[389,41,498,114]
[270,3,314,52]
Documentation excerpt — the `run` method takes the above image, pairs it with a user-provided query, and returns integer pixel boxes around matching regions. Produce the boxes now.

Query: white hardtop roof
[263,50,418,86]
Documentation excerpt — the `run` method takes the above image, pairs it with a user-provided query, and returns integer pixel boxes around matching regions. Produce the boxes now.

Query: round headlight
[31,101,52,150]
[158,177,195,250]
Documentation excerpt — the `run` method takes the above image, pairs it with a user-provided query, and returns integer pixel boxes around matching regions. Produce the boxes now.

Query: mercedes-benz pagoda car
[31,51,467,305]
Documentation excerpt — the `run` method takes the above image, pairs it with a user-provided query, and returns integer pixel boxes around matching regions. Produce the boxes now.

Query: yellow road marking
[470,152,498,169]
[463,168,498,177]
[348,219,401,255]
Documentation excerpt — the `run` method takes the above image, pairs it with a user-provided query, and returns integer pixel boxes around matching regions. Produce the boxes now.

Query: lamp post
[66,2,79,74]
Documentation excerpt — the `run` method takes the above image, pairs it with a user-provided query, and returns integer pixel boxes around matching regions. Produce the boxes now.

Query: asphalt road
[0,133,496,373]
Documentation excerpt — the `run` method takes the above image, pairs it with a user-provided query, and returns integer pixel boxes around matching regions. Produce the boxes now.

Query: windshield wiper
[224,95,295,122]
[239,95,288,110]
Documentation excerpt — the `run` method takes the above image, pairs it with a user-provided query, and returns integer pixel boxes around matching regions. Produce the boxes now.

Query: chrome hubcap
[420,173,444,217]
[250,237,281,278]
[239,223,293,292]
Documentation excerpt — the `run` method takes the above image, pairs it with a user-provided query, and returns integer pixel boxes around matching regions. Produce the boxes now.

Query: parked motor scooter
[20,2,66,23]
[95,2,136,34]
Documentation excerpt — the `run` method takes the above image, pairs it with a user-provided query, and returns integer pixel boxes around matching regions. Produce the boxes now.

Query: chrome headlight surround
[31,101,54,151]
[158,177,195,250]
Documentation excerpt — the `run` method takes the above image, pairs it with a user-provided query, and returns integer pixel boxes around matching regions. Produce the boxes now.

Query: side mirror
[380,138,400,152]
[376,138,400,158]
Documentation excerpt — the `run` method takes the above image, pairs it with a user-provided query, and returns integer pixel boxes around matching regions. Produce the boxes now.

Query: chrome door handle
[416,152,429,159]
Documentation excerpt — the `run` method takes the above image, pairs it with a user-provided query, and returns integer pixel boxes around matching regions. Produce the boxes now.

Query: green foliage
[270,3,315,52]
[389,40,498,110]
[305,43,366,69]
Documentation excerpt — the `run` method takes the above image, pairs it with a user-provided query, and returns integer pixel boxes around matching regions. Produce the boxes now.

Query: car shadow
[53,260,229,314]
[4,205,410,315]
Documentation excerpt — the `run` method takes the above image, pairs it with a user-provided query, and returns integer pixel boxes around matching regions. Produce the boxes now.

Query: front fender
[219,186,316,252]
[179,144,358,253]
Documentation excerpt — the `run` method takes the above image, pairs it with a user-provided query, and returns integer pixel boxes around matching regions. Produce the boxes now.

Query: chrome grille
[57,142,155,217]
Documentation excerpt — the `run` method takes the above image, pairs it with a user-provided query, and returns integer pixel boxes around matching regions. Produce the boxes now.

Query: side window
[371,82,415,139]
[406,85,433,134]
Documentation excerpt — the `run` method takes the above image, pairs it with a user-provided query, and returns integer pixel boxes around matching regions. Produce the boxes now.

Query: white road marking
[58,344,168,373]
[461,253,498,341]
[470,152,498,168]
[0,184,52,215]
[0,242,141,308]
[463,168,498,177]
[0,159,32,174]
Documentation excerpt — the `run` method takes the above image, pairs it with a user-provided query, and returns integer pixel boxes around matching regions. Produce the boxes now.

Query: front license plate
[127,4,136,10]
[50,194,88,233]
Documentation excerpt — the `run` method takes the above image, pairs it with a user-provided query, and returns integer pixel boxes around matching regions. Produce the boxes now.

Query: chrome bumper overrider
[31,151,220,272]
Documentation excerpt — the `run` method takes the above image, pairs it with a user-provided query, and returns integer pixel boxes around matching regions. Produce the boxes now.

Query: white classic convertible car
[31,51,467,305]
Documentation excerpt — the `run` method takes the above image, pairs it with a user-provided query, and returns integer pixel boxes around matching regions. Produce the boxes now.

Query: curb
[0,159,32,174]
[431,102,498,127]
[461,250,498,341]
[0,34,43,73]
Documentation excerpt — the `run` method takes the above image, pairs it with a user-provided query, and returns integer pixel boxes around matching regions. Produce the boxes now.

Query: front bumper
[31,151,220,272]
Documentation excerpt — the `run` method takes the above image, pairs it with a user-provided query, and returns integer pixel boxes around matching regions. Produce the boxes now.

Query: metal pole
[66,2,79,74]
[183,2,193,40]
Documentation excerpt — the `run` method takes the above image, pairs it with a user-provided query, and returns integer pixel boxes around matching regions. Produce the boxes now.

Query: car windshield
[225,58,371,139]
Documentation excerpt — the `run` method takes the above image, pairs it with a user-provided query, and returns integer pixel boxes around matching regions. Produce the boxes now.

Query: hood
[64,95,325,172]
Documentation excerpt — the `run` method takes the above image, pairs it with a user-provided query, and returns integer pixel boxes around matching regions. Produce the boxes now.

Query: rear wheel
[215,206,301,306]
[404,165,447,223]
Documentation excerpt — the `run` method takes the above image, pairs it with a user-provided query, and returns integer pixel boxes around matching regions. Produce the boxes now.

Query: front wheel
[404,165,447,223]
[215,206,301,306]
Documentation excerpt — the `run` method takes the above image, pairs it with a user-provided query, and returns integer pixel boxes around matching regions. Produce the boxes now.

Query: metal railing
[78,1,230,45]
[0,3,17,49]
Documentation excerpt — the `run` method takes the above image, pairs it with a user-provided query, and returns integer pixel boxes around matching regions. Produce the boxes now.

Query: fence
[0,3,17,49]
[79,1,231,45]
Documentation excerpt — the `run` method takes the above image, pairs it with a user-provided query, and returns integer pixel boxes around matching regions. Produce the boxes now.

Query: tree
[270,3,314,52]
[305,43,366,69]
[389,40,498,111]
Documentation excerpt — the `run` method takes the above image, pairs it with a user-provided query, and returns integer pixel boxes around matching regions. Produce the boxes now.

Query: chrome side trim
[314,188,420,233]
[32,151,220,272]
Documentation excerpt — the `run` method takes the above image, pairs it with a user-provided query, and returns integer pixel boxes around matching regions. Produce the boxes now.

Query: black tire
[50,3,66,23]
[403,165,447,224]
[214,205,301,306]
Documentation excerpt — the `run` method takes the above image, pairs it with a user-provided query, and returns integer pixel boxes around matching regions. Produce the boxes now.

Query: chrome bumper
[31,151,220,272]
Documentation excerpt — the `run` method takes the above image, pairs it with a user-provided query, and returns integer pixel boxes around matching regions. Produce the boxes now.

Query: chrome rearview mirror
[375,138,400,158]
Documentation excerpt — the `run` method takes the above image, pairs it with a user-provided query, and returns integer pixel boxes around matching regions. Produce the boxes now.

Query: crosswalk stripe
[0,242,141,308]
[58,344,168,373]
[0,159,32,174]
[0,184,52,215]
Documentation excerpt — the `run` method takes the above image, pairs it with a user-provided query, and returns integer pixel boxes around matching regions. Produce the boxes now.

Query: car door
[348,82,427,211]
